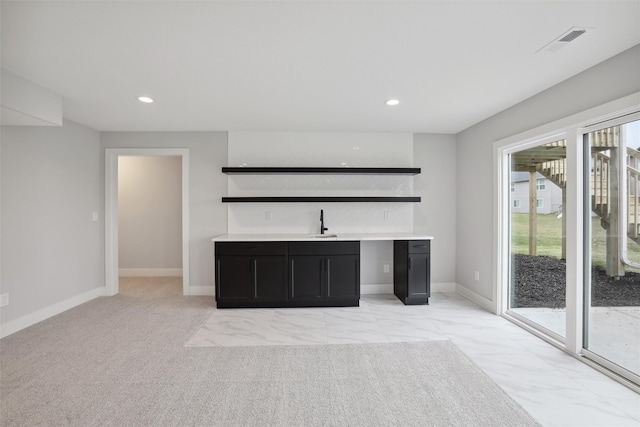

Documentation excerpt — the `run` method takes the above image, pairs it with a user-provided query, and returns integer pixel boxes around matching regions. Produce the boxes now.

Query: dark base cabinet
[215,242,288,308]
[394,240,431,305]
[289,241,360,307]
[215,241,360,308]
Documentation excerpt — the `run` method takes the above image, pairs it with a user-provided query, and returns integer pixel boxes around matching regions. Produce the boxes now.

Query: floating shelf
[222,196,421,203]
[222,167,420,175]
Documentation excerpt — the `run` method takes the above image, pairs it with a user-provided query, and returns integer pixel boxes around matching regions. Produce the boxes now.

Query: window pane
[509,139,567,337]
[585,119,640,378]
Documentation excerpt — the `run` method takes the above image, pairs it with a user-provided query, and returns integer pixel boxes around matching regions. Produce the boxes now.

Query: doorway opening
[118,155,182,290]
[105,149,190,296]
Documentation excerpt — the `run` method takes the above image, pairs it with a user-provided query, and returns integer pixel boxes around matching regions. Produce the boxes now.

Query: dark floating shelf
[222,196,421,203]
[222,167,421,175]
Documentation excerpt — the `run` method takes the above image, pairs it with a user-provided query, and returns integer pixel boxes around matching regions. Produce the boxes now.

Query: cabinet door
[289,255,324,301]
[408,253,430,298]
[326,255,359,300]
[216,256,252,301]
[254,256,287,301]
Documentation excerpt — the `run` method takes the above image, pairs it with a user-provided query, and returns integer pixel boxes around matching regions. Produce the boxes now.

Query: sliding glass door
[500,101,640,389]
[584,115,640,382]
[508,138,567,339]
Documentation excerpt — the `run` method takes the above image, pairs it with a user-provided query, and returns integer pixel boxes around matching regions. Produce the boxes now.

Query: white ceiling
[2,1,639,133]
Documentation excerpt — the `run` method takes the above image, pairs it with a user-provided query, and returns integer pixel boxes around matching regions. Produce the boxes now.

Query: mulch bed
[511,254,640,308]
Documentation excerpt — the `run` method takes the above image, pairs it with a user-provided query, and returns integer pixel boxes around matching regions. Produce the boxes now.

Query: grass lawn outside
[511,213,640,271]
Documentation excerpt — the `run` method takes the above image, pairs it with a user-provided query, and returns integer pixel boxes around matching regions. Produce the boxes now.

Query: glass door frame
[581,112,640,386]
[493,92,640,391]
[500,132,570,345]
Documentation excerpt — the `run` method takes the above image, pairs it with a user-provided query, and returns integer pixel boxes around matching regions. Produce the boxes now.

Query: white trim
[581,350,640,394]
[455,284,496,313]
[493,92,640,150]
[105,148,190,296]
[105,151,118,296]
[119,268,183,277]
[432,282,457,293]
[360,283,392,294]
[0,287,105,338]
[565,127,583,354]
[360,282,456,295]
[186,286,215,296]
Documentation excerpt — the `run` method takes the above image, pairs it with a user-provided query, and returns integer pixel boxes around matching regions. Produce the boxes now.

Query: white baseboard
[433,282,457,293]
[119,268,183,277]
[186,286,215,296]
[360,282,457,295]
[455,284,497,314]
[361,284,393,294]
[0,286,106,338]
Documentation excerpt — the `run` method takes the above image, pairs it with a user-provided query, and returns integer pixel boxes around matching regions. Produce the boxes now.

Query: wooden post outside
[606,143,625,276]
[529,169,537,256]
[562,188,567,259]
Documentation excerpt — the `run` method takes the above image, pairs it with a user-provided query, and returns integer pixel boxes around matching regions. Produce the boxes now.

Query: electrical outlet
[92,212,98,221]
[474,271,480,281]
[383,264,390,273]
[265,211,272,222]
[0,293,8,307]
[384,211,390,221]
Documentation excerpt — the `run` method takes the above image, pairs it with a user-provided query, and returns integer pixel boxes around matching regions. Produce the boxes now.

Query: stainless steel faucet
[320,209,328,234]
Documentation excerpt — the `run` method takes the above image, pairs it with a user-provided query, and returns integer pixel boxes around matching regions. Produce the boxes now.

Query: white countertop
[211,233,433,242]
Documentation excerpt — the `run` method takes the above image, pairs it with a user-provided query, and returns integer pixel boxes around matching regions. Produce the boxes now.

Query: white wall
[227,131,415,235]
[456,44,640,302]
[118,156,182,274]
[1,120,103,325]
[228,131,415,288]
[225,131,459,289]
[413,133,457,285]
[101,132,227,289]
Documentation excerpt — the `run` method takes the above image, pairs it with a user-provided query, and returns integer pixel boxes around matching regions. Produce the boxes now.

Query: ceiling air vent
[537,27,588,54]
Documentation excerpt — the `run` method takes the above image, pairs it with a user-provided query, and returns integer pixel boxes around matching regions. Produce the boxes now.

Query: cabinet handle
[413,245,428,248]
[291,260,295,298]
[216,259,221,293]
[253,259,258,299]
[408,257,411,270]
[326,258,331,297]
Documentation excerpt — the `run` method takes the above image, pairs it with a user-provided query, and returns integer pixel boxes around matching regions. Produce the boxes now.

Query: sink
[309,233,338,239]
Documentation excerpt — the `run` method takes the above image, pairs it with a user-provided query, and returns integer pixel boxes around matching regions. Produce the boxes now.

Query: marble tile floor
[512,306,640,375]
[186,293,640,427]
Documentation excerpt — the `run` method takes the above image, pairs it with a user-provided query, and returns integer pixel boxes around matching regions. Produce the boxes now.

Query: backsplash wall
[227,131,416,234]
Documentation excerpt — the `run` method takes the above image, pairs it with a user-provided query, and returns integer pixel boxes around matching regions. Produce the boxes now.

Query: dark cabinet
[215,240,360,308]
[289,255,324,301]
[215,242,287,308]
[326,254,360,301]
[393,240,431,305]
[289,241,360,307]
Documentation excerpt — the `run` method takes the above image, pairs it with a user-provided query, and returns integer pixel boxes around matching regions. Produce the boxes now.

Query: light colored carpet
[1,278,539,426]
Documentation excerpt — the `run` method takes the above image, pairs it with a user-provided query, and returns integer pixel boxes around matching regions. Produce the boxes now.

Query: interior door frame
[105,148,190,296]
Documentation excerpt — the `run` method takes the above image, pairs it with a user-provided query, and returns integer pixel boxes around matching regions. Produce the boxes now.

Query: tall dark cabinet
[393,240,431,305]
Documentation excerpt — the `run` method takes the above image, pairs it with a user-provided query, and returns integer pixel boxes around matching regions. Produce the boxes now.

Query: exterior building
[510,172,563,214]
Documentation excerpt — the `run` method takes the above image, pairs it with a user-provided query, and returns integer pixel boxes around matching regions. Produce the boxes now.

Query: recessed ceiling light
[386,99,400,106]
[137,96,154,103]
